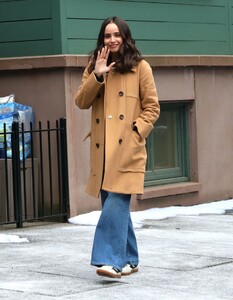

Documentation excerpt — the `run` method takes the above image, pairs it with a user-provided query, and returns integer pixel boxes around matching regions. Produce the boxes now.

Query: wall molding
[1,55,233,71]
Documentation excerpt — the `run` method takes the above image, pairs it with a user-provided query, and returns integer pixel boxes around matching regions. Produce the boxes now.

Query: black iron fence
[0,118,69,228]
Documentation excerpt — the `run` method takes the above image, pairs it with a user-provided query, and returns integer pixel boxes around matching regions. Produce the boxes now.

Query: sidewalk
[0,213,233,300]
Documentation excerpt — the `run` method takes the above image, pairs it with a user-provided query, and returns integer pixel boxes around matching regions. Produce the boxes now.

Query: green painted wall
[0,0,53,56]
[0,0,233,57]
[230,0,233,53]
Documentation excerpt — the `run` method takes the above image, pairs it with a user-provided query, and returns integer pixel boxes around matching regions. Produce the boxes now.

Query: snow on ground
[1,199,232,243]
[0,234,29,244]
[68,199,233,228]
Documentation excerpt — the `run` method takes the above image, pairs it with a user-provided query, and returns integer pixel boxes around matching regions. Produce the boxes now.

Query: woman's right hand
[94,46,115,77]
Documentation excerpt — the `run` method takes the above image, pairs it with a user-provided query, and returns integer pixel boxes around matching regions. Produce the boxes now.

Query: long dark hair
[88,16,143,74]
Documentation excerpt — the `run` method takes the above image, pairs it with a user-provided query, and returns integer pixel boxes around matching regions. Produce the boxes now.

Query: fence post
[60,118,69,221]
[11,122,23,228]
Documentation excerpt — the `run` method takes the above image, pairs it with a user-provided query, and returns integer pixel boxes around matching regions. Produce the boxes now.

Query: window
[145,102,190,186]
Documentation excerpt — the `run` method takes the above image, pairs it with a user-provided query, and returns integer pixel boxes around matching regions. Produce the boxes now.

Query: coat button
[96,118,100,124]
[108,115,112,119]
[96,143,100,148]
[118,91,124,97]
[119,139,123,144]
[119,114,124,120]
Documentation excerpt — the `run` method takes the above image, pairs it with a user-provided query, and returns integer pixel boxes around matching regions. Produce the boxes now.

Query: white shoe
[121,264,139,276]
[96,265,121,278]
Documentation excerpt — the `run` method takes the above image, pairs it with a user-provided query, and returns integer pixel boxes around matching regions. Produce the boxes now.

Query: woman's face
[104,23,123,54]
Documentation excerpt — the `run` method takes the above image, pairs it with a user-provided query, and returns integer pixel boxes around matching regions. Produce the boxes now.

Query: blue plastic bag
[0,101,34,160]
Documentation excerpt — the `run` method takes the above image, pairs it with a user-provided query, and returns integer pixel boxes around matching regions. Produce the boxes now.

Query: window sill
[138,182,202,201]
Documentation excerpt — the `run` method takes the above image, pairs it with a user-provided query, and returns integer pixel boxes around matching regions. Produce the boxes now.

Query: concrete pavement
[0,213,233,299]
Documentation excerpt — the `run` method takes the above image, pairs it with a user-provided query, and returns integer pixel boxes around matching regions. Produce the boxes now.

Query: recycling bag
[0,95,34,160]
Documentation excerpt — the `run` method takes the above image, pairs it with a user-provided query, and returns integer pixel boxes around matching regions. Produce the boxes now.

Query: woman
[75,16,160,279]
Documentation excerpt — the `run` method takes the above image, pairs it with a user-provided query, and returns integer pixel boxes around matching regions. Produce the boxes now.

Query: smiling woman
[87,16,144,74]
[74,16,160,279]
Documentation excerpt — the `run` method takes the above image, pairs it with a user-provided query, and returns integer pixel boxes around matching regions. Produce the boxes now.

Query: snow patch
[0,234,29,243]
[68,199,233,228]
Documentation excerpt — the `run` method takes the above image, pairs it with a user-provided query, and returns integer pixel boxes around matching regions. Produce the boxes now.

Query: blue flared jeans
[91,190,139,271]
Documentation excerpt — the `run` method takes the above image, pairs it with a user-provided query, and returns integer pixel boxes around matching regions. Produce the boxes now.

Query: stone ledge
[145,55,233,67]
[0,55,88,70]
[1,55,233,71]
[138,182,202,201]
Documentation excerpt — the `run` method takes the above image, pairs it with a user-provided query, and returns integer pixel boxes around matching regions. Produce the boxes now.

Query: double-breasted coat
[75,59,160,198]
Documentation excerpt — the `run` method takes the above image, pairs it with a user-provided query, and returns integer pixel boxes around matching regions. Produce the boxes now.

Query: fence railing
[0,118,69,228]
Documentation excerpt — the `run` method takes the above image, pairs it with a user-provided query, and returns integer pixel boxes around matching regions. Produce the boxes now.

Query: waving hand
[94,46,115,77]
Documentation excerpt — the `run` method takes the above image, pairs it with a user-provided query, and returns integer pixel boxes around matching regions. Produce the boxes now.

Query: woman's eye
[104,33,121,38]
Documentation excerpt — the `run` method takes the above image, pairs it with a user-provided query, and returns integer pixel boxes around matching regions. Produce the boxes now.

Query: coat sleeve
[74,66,104,109]
[134,60,160,140]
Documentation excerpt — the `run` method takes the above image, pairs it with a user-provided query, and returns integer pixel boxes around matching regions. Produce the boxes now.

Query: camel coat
[75,59,160,198]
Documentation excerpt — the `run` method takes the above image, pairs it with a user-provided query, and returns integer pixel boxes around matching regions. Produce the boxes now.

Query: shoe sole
[96,269,121,279]
[121,267,139,276]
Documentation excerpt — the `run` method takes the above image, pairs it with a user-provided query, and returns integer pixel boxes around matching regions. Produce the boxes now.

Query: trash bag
[0,96,34,160]
[0,94,15,104]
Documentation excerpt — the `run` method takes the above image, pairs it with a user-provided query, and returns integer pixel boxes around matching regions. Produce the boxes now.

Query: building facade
[0,0,233,215]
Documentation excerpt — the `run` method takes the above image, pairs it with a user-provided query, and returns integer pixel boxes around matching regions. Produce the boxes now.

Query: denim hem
[91,261,122,271]
[125,261,139,266]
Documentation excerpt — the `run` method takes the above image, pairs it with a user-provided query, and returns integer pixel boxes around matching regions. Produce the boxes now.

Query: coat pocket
[83,131,91,141]
[118,125,147,173]
[84,131,96,176]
